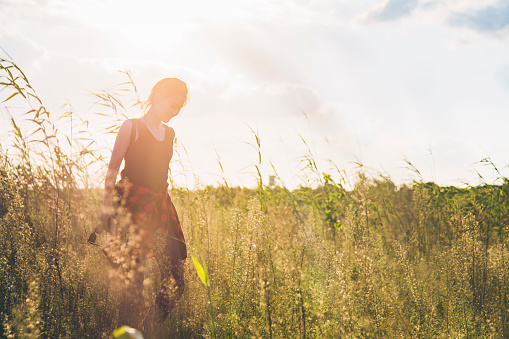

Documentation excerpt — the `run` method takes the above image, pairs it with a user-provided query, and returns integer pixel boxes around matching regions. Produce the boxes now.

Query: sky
[1,0,509,189]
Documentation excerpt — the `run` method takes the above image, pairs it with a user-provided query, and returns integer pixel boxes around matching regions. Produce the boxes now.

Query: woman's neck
[142,108,162,128]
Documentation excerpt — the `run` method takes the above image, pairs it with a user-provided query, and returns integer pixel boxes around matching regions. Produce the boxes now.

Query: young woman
[98,78,188,336]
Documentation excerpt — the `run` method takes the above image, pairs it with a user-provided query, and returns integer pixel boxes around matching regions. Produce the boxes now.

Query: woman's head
[145,78,188,123]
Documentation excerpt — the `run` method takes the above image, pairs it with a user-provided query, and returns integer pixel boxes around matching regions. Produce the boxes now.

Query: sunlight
[63,0,258,48]
[3,0,509,336]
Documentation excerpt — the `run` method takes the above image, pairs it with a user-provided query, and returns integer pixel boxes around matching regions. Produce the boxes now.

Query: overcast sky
[1,0,509,188]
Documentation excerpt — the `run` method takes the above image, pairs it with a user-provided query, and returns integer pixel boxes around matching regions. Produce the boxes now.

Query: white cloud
[448,1,509,34]
[363,0,419,23]
[352,0,509,41]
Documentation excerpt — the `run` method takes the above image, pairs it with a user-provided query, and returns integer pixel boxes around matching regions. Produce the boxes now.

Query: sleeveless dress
[121,118,173,192]
[118,118,187,260]
[106,119,186,330]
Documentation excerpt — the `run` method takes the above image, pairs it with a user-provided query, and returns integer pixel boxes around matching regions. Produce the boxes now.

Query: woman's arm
[98,120,133,233]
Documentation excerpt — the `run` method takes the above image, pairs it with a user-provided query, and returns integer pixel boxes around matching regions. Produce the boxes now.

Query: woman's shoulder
[118,119,134,134]
[121,119,138,128]
[117,119,138,142]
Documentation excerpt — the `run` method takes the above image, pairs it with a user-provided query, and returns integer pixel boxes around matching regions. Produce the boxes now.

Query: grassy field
[1,55,509,338]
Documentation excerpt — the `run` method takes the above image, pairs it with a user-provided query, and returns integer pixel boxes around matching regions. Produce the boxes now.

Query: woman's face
[153,94,184,123]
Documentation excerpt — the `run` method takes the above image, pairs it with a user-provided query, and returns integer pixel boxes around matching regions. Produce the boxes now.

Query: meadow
[1,55,509,338]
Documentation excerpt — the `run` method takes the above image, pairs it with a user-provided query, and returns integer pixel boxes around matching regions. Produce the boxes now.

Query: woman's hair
[144,78,189,111]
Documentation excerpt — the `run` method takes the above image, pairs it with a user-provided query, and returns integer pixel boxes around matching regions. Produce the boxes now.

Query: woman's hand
[99,204,117,234]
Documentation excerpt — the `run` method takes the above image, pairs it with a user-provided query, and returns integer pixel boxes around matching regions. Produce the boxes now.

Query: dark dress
[116,118,186,328]
[121,118,173,192]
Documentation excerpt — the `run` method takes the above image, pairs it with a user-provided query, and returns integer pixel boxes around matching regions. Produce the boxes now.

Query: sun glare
[64,0,256,47]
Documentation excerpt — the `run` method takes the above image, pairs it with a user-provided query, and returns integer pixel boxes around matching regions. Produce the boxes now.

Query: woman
[99,78,188,336]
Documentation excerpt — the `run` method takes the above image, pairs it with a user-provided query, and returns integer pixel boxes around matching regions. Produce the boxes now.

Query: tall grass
[1,52,509,338]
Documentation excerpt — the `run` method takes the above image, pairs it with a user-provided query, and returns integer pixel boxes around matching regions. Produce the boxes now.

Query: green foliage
[191,253,216,338]
[191,254,209,287]
[112,326,143,339]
